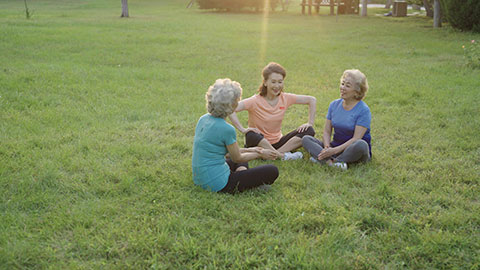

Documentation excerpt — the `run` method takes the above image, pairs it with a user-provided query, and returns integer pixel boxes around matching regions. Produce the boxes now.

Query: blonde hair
[206,78,242,118]
[341,69,368,100]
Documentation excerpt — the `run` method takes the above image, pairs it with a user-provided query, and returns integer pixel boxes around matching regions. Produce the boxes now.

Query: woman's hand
[317,147,336,160]
[297,123,312,133]
[260,149,277,160]
[244,127,261,134]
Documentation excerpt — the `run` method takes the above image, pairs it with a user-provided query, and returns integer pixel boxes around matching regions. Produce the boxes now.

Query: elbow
[350,137,361,144]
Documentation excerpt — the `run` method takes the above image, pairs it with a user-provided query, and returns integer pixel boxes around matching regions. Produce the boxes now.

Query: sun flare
[259,0,270,66]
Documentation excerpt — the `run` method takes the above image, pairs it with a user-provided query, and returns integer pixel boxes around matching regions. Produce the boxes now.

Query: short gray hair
[206,78,242,118]
[341,69,369,100]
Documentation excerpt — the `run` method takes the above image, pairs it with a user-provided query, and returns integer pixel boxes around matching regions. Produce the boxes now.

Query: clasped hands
[317,146,336,161]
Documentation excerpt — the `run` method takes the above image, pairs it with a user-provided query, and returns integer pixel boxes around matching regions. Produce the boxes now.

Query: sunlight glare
[259,0,270,66]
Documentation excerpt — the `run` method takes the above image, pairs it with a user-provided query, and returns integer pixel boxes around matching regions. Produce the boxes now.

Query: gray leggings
[302,135,370,164]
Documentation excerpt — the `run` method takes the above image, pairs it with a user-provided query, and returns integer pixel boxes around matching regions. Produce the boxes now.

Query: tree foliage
[196,0,280,11]
[441,0,480,32]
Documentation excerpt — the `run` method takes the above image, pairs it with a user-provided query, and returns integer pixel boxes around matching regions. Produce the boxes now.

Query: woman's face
[340,76,357,100]
[265,72,284,98]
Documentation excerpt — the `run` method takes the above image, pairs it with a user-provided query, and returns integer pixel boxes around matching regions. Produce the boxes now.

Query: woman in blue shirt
[302,69,371,170]
[192,78,279,193]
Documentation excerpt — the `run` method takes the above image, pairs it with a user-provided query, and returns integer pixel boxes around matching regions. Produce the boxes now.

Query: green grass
[1,0,479,269]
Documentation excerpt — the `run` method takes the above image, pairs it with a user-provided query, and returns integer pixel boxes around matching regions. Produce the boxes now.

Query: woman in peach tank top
[229,62,317,160]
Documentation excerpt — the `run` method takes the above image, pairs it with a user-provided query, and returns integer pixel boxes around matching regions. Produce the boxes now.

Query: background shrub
[441,0,480,32]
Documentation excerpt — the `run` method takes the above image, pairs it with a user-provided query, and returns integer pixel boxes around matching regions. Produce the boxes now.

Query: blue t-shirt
[326,99,372,156]
[192,114,237,192]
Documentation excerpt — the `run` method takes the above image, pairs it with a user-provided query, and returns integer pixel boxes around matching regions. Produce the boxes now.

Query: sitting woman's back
[192,78,279,193]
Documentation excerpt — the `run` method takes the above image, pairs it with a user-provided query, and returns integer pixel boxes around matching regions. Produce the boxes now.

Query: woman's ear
[354,90,361,100]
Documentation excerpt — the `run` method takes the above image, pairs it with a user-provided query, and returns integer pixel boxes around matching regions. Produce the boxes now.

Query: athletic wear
[192,114,236,192]
[192,113,280,193]
[242,93,297,144]
[327,98,372,156]
[220,159,279,194]
[245,126,315,149]
[302,135,370,164]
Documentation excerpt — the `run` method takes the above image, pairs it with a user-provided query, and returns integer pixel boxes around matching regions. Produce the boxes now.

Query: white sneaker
[330,161,347,170]
[309,157,320,164]
[282,151,303,161]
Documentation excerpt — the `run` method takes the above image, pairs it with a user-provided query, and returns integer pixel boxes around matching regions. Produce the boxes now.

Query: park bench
[301,0,359,15]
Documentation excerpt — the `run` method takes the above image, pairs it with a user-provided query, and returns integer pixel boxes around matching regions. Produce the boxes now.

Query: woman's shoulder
[212,116,233,128]
[218,121,236,137]
[280,92,298,104]
[197,113,210,122]
[203,115,234,131]
[281,92,298,98]
[329,98,343,106]
[242,94,261,108]
[243,94,261,102]
[357,100,371,111]
[199,113,226,124]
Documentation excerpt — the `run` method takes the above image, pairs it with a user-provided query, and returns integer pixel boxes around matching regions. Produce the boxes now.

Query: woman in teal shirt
[192,78,279,193]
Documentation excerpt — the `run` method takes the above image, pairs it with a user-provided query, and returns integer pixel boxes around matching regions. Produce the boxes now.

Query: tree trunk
[361,0,367,16]
[385,0,392,9]
[24,0,31,19]
[423,0,433,18]
[121,0,129,17]
[433,0,441,28]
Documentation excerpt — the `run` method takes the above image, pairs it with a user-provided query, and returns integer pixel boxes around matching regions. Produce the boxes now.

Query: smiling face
[264,72,284,98]
[340,75,358,101]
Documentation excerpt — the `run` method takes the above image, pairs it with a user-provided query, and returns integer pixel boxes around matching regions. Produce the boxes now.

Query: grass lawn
[1,0,479,269]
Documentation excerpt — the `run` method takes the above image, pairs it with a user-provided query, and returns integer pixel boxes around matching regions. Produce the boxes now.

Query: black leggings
[220,159,279,194]
[245,126,315,149]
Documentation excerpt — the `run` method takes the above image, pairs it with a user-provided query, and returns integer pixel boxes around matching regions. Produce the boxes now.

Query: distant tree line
[196,0,281,12]
[387,0,479,32]
[195,0,478,32]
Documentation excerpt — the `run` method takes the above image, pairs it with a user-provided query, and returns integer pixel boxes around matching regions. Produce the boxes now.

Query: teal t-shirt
[192,114,237,192]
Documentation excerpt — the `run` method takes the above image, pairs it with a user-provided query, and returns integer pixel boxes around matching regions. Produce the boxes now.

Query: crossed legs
[220,159,279,194]
[246,127,315,158]
[302,135,370,164]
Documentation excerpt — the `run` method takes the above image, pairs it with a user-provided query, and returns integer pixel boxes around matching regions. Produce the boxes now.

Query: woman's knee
[351,140,370,159]
[302,135,315,147]
[304,126,315,137]
[245,131,263,147]
[297,126,315,137]
[264,165,279,184]
[353,140,369,152]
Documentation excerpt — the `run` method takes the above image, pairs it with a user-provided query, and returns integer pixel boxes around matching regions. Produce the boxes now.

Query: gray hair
[206,78,242,118]
[341,69,369,100]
